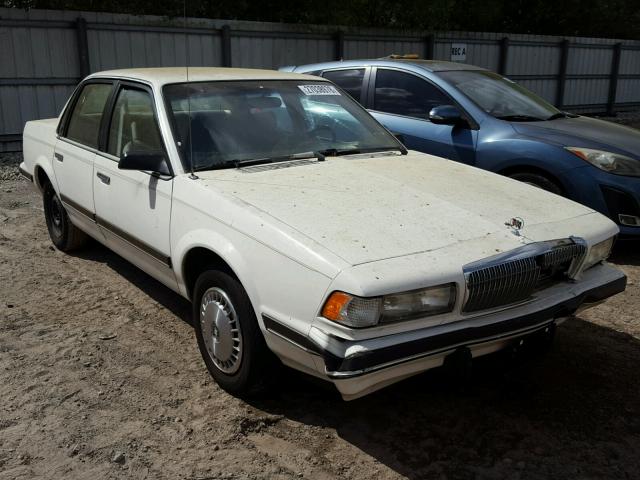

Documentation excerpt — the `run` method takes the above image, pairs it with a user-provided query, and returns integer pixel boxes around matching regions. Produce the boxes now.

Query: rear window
[65,83,112,148]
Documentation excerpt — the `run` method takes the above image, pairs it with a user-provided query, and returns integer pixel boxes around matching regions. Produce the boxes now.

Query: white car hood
[198,151,596,266]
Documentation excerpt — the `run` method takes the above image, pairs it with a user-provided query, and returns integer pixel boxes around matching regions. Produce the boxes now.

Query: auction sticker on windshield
[298,84,341,95]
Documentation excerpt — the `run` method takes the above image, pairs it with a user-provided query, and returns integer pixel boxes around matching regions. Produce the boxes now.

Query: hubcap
[200,287,242,374]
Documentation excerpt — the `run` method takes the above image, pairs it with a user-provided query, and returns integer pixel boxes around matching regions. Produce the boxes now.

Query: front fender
[477,139,583,176]
[172,228,259,306]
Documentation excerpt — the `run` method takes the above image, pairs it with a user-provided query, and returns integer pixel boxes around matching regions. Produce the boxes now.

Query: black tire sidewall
[43,182,68,249]
[193,270,272,395]
[509,172,563,195]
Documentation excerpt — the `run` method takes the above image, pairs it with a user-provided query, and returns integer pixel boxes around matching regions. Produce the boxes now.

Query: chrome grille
[463,241,586,313]
[540,243,585,269]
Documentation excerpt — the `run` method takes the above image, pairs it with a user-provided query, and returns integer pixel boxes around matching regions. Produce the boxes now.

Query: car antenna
[184,0,198,180]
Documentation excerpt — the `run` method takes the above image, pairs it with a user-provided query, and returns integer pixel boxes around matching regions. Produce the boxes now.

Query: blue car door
[367,67,477,165]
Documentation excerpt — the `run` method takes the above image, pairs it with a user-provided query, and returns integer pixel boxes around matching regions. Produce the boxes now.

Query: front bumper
[263,263,626,400]
[562,165,640,236]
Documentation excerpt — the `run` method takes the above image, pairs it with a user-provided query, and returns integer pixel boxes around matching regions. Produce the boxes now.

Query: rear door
[54,80,114,237]
[92,81,176,289]
[367,67,477,164]
[320,68,370,103]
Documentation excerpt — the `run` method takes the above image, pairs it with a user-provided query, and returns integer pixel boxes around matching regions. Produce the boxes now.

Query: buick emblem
[505,217,525,236]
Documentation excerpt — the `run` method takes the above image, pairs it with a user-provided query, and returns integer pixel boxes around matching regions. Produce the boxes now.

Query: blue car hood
[512,116,640,159]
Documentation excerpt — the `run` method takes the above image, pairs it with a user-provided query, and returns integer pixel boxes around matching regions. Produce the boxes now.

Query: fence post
[76,17,90,78]
[335,30,344,60]
[556,39,569,109]
[424,34,435,59]
[498,36,509,75]
[221,25,232,67]
[607,42,622,116]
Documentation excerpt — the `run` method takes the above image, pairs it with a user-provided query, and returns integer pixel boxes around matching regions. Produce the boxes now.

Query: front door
[93,82,176,289]
[368,68,477,165]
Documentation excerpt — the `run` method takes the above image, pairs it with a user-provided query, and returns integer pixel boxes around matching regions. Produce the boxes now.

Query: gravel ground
[0,151,639,480]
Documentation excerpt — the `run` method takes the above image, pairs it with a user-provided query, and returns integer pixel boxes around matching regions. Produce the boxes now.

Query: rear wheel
[508,172,563,195]
[43,182,88,251]
[193,270,276,396]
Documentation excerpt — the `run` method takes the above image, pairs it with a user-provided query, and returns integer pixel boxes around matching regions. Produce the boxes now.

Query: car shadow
[246,317,640,478]
[69,241,193,326]
[71,242,640,478]
[610,238,640,267]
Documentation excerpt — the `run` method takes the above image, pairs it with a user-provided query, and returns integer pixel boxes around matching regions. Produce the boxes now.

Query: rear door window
[373,69,449,119]
[65,83,113,148]
[321,69,366,101]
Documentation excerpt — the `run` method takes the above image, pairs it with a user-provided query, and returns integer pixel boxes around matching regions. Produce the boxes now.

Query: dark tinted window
[374,69,449,119]
[107,87,163,158]
[65,83,112,148]
[322,69,365,101]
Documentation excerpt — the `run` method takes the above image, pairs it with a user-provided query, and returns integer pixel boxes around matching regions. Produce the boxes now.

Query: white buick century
[21,68,626,400]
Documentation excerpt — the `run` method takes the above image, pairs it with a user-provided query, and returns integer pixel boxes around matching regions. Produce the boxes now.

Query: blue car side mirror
[429,105,466,127]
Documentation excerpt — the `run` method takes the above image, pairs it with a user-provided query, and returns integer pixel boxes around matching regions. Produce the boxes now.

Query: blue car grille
[463,243,586,313]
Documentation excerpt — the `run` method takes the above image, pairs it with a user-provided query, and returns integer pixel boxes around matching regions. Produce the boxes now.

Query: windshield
[163,80,402,171]
[438,70,561,121]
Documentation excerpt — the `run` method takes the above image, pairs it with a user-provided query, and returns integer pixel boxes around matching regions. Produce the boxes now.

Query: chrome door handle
[96,172,110,185]
[54,153,63,162]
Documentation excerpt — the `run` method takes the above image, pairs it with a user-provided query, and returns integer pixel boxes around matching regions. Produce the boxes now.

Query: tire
[508,172,563,196]
[43,182,88,251]
[193,270,276,396]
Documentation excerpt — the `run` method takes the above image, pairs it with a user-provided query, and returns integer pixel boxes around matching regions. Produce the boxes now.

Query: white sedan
[20,68,626,400]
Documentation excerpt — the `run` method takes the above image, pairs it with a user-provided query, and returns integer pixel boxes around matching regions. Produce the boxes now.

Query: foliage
[3,0,640,39]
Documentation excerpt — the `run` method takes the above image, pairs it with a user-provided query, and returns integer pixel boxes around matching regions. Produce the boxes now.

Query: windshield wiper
[318,146,406,157]
[233,151,324,168]
[495,114,545,122]
[546,111,579,120]
[191,152,324,172]
[191,146,404,172]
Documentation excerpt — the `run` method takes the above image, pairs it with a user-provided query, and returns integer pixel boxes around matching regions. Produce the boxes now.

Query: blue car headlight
[566,147,640,177]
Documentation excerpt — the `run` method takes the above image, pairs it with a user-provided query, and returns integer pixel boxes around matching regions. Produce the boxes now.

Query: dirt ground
[1,152,639,480]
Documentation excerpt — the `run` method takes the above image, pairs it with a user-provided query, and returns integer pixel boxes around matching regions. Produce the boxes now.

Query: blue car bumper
[560,165,640,236]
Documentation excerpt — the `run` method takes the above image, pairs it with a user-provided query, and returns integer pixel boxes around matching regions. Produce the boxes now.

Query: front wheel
[193,270,277,396]
[43,182,88,251]
[508,172,563,196]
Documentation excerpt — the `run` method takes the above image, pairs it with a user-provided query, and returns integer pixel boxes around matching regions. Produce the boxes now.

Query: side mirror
[428,105,466,127]
[118,150,171,176]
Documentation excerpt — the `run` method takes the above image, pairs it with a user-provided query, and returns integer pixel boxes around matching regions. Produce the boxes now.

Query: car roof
[288,58,488,73]
[87,67,324,87]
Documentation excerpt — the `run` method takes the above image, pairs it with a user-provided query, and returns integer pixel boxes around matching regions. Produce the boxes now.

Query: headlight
[566,147,640,177]
[321,284,456,328]
[582,237,614,271]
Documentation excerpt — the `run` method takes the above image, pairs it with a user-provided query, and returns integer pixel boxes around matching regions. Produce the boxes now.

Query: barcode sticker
[298,84,341,96]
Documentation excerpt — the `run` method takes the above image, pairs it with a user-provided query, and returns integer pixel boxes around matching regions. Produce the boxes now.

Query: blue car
[282,58,640,236]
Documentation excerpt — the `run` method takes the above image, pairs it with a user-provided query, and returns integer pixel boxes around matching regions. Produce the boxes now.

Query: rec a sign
[450,43,467,62]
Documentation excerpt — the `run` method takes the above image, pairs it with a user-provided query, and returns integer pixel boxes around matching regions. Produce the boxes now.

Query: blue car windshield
[439,70,561,121]
[163,80,402,171]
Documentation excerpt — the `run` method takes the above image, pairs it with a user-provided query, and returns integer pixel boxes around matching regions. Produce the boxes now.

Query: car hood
[198,151,597,266]
[511,116,640,158]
